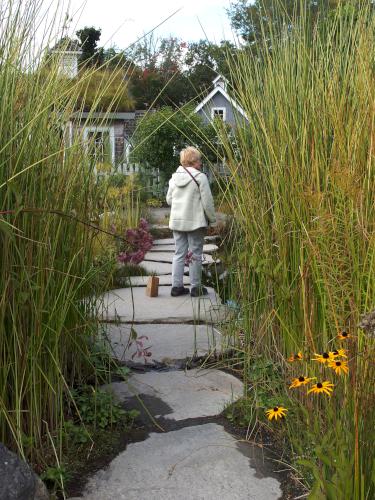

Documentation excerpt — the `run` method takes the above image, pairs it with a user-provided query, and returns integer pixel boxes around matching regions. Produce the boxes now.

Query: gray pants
[172,228,205,288]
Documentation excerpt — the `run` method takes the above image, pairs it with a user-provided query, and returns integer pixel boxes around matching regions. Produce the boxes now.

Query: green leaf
[130,327,137,340]
[0,217,16,240]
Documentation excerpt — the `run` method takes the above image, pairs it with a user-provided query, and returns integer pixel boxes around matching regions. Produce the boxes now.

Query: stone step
[137,261,179,275]
[97,286,232,324]
[75,424,282,500]
[150,224,169,230]
[105,368,243,420]
[144,252,219,265]
[153,236,220,246]
[127,275,190,287]
[148,243,219,253]
[102,323,224,365]
[153,238,175,245]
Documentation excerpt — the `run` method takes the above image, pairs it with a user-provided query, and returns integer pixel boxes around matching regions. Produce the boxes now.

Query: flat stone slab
[204,243,219,254]
[150,224,169,230]
[153,238,175,245]
[78,424,282,500]
[97,286,232,323]
[137,260,175,275]
[148,207,171,224]
[102,323,223,365]
[153,237,219,245]
[144,252,176,263]
[106,369,243,420]
[127,275,190,286]
[149,243,219,253]
[144,252,218,265]
[204,235,220,242]
[149,244,175,252]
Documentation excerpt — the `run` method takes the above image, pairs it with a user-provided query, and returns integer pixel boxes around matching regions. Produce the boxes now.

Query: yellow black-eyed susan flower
[307,381,334,396]
[265,406,288,421]
[329,348,347,358]
[328,359,349,375]
[289,376,316,389]
[287,351,303,362]
[311,352,332,363]
[337,331,350,340]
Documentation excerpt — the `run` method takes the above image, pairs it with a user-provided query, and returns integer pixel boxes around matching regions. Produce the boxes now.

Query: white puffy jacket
[166,166,216,231]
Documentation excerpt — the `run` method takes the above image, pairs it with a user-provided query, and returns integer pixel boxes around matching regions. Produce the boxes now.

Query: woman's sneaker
[171,286,190,297]
[190,286,208,297]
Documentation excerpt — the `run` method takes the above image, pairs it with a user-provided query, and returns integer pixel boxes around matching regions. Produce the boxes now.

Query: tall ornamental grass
[217,2,375,498]
[0,0,133,463]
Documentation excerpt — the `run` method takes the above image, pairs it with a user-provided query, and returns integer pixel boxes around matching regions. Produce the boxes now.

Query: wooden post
[146,276,159,297]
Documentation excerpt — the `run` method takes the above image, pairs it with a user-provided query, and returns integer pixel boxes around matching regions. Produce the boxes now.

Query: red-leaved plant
[130,335,152,364]
[117,218,153,265]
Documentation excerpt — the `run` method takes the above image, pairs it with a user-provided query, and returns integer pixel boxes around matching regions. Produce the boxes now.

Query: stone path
[72,234,282,500]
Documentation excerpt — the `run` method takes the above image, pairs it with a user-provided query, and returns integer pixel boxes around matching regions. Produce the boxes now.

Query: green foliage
[75,69,135,111]
[185,40,237,93]
[225,356,286,428]
[126,34,189,108]
[63,420,91,445]
[125,34,239,108]
[113,366,131,379]
[70,386,128,429]
[41,465,70,493]
[224,397,256,428]
[216,3,375,497]
[113,263,149,287]
[0,0,127,468]
[227,0,374,45]
[130,105,219,178]
[76,26,103,67]
[294,415,357,499]
[146,197,163,208]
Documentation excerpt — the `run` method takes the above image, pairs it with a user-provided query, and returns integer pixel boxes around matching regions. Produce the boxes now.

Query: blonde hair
[180,146,201,167]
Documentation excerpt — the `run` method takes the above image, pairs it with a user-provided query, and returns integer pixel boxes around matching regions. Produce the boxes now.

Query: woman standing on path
[166,146,216,297]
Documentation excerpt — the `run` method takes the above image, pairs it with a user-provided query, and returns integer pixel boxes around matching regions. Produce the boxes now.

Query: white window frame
[83,125,115,165]
[211,107,227,122]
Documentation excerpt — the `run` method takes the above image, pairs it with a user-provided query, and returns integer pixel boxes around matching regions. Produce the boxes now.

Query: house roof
[71,111,136,120]
[212,74,229,86]
[51,38,82,54]
[194,79,248,121]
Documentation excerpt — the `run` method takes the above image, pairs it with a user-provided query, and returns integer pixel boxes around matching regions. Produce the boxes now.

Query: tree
[126,35,190,109]
[130,105,218,181]
[102,47,135,71]
[76,26,103,67]
[227,0,374,44]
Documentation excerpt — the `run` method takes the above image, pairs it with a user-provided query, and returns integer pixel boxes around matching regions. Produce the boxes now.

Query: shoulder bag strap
[182,166,200,189]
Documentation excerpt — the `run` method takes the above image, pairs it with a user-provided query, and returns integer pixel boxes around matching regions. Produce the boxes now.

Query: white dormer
[51,39,82,79]
[213,74,228,92]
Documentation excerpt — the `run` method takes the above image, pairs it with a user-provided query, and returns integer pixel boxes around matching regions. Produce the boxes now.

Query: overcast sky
[60,0,236,49]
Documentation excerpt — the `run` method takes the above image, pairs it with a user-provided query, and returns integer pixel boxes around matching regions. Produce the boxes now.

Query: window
[211,107,226,121]
[83,126,115,174]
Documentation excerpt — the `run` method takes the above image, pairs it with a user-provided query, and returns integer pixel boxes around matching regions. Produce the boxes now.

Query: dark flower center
[294,353,300,359]
[342,331,348,337]
[336,361,341,366]
[323,353,329,358]
[317,383,323,388]
[333,350,339,355]
[273,407,278,412]
[298,376,305,382]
